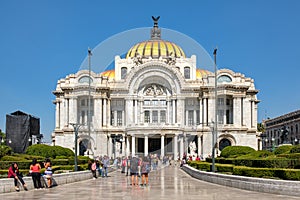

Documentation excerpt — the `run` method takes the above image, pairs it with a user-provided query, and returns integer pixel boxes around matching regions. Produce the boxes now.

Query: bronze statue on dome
[152,16,160,27]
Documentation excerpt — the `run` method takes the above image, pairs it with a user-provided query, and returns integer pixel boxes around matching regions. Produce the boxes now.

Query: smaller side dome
[100,70,115,79]
[196,69,212,79]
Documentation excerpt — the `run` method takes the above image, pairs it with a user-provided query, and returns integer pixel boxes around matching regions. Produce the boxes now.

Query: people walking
[30,158,42,189]
[44,158,53,188]
[8,162,28,191]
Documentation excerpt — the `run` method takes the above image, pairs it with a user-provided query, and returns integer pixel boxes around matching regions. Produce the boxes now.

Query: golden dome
[196,69,212,79]
[100,69,115,79]
[126,40,186,59]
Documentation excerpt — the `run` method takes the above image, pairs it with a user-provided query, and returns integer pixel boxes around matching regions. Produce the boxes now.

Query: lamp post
[271,137,275,152]
[295,138,298,145]
[70,123,82,171]
[0,136,11,145]
[264,138,268,151]
[211,48,218,173]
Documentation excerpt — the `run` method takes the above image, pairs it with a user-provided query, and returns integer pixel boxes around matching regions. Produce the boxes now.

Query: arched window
[184,67,190,79]
[121,67,127,79]
[219,138,231,151]
[218,75,232,83]
[79,76,93,83]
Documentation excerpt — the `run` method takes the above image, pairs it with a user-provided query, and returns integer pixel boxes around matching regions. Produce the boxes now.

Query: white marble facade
[52,21,260,159]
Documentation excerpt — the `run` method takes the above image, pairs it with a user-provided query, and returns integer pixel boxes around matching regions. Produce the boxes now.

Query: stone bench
[182,164,300,197]
[0,168,115,193]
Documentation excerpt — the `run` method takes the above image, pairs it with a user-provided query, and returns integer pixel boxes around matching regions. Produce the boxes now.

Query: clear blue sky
[1,0,300,142]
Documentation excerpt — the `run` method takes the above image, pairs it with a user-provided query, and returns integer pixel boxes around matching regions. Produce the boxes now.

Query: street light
[70,123,82,171]
[271,137,275,152]
[0,136,11,145]
[295,138,298,145]
[211,48,218,173]
[264,138,268,151]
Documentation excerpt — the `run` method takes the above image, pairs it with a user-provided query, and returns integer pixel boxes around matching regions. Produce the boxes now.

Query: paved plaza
[0,166,299,200]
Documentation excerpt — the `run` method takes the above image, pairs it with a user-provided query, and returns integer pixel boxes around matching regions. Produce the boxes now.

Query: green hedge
[26,144,74,158]
[0,145,12,158]
[220,146,255,158]
[233,158,300,169]
[188,161,234,173]
[233,166,300,180]
[274,145,293,155]
[0,157,90,170]
[290,145,300,153]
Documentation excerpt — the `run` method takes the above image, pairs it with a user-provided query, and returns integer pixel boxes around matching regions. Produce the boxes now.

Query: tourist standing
[44,158,53,188]
[91,160,97,179]
[8,162,28,191]
[140,156,151,186]
[130,156,139,186]
[30,158,42,189]
[102,156,110,177]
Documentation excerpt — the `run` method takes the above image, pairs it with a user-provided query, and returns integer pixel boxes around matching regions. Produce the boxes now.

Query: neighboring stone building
[263,110,300,151]
[52,18,260,159]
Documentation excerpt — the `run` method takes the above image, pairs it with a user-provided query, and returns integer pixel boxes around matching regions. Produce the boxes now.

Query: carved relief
[144,84,165,96]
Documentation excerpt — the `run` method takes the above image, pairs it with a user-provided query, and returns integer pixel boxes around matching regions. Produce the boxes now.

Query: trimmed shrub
[0,145,12,158]
[290,145,300,153]
[237,150,273,159]
[220,146,255,158]
[233,166,300,180]
[274,145,293,155]
[26,144,74,158]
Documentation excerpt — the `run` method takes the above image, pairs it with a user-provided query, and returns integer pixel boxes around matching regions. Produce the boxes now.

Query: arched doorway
[219,138,231,151]
[79,139,89,156]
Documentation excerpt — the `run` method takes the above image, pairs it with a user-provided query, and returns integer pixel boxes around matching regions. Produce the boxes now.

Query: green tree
[257,123,265,133]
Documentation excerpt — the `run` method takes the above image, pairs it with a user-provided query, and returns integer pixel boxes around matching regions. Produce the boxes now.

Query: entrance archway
[79,139,89,156]
[219,138,231,151]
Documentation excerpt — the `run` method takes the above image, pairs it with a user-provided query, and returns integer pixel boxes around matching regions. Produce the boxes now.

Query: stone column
[233,97,241,126]
[93,98,101,129]
[179,136,184,159]
[122,134,126,156]
[114,110,117,126]
[203,98,207,125]
[131,135,135,157]
[167,100,170,123]
[144,134,148,156]
[103,98,107,127]
[173,134,178,160]
[199,98,202,127]
[197,134,202,157]
[55,101,60,129]
[99,98,103,128]
[122,111,125,126]
[161,134,165,158]
[126,136,130,156]
[172,99,176,124]
[185,110,189,126]
[107,99,111,127]
[66,98,69,126]
[135,100,138,124]
[108,135,112,158]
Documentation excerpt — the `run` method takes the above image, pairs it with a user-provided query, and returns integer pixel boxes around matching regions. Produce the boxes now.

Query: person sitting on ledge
[8,162,28,191]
